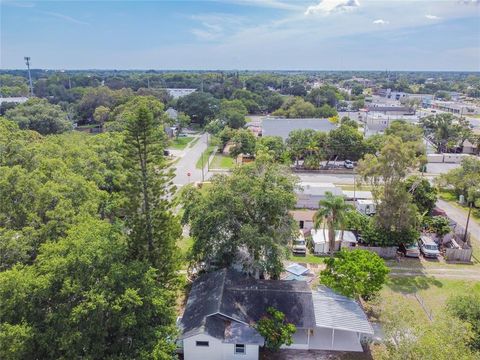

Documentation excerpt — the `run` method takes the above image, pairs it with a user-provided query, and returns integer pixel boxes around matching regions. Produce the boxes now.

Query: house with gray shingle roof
[178,268,373,359]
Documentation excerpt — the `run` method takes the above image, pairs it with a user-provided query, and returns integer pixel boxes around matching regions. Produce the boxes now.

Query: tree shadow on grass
[387,276,443,294]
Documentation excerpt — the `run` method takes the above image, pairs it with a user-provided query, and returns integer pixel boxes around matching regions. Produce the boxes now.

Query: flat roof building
[262,118,336,140]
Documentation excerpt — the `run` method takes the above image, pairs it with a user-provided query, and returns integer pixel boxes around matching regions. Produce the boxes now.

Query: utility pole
[24,57,34,96]
[201,146,205,182]
[464,201,472,243]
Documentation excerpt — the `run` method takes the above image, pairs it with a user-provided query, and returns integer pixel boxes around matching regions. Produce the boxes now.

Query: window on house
[235,344,246,354]
[299,220,304,229]
[196,341,209,347]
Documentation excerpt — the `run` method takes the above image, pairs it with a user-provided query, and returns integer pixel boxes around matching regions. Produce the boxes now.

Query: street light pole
[24,57,34,97]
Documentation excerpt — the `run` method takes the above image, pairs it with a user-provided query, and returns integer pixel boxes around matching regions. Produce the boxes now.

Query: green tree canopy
[421,113,472,153]
[320,249,390,299]
[230,129,256,158]
[5,98,72,135]
[176,91,219,126]
[123,104,181,284]
[0,218,178,360]
[437,157,480,206]
[447,293,480,351]
[326,124,365,160]
[405,175,437,214]
[255,307,296,352]
[273,97,317,118]
[218,99,247,129]
[181,162,298,279]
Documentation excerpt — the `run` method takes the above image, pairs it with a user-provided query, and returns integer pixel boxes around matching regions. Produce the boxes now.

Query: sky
[1,0,480,71]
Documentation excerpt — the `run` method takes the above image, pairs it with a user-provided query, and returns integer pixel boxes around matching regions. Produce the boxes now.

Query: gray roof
[223,321,264,345]
[296,182,343,197]
[312,286,374,334]
[262,118,336,140]
[180,269,316,341]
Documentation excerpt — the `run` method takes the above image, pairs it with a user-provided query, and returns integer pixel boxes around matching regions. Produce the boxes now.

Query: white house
[311,230,357,254]
[178,269,373,360]
[0,96,28,105]
[166,88,196,99]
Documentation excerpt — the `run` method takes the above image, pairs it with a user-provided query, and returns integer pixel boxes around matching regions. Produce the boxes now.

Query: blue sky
[1,0,479,70]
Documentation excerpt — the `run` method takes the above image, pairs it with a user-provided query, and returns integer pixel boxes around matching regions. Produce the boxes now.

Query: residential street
[437,199,480,243]
[172,133,213,187]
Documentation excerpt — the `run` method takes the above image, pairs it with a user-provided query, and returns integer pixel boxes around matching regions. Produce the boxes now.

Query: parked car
[419,236,440,258]
[399,243,420,258]
[431,207,447,217]
[344,160,354,169]
[292,231,307,255]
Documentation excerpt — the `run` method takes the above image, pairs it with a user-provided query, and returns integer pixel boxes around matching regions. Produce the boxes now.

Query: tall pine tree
[123,101,181,286]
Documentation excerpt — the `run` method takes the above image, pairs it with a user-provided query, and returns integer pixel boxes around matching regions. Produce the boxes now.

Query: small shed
[312,230,357,254]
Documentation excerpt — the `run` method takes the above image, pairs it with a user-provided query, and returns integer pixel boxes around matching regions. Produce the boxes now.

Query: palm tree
[314,192,353,257]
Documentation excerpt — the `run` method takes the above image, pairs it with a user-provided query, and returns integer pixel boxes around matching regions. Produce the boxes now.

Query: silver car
[419,236,440,258]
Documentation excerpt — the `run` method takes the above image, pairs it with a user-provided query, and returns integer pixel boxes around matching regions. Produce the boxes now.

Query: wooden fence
[445,247,473,263]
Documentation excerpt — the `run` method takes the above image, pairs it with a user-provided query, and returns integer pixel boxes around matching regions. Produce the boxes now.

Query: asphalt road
[437,199,480,243]
[297,173,356,185]
[172,133,213,187]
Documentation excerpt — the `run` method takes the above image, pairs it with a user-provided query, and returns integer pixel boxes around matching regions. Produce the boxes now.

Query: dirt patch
[260,349,372,360]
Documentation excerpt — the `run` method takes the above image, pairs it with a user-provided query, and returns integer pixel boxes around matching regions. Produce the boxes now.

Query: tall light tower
[24,56,34,96]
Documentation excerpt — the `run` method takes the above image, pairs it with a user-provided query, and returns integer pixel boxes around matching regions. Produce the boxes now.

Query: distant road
[172,133,213,187]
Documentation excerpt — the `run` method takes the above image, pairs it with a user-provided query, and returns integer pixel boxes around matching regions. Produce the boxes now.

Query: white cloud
[305,0,360,16]
[372,19,389,25]
[227,0,304,11]
[425,14,441,20]
[41,11,90,25]
[190,13,245,41]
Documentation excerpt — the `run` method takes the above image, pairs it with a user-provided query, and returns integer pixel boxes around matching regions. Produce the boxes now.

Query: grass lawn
[380,276,480,319]
[211,154,236,169]
[338,184,372,191]
[177,236,194,270]
[169,136,194,150]
[178,236,193,255]
[290,253,325,264]
[195,145,216,169]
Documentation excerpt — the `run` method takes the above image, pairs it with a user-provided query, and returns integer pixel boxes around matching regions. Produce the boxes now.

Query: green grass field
[170,136,194,150]
[290,253,325,264]
[338,184,373,191]
[211,154,236,169]
[379,276,480,320]
[196,146,216,169]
